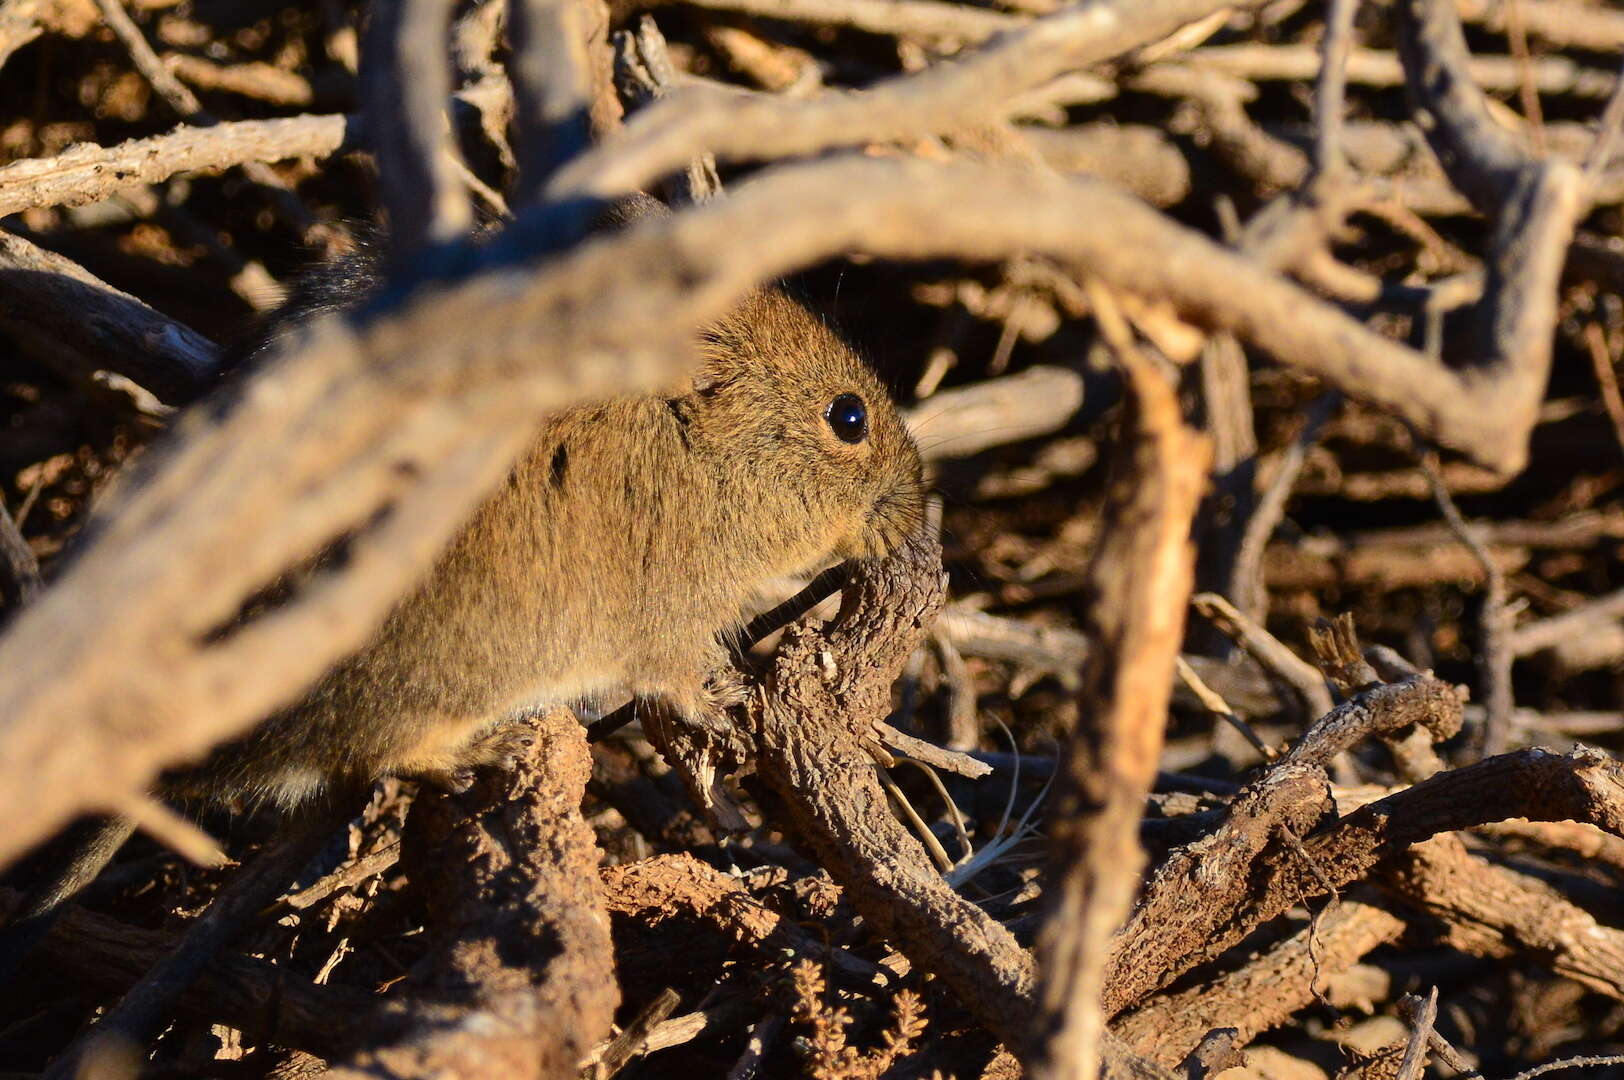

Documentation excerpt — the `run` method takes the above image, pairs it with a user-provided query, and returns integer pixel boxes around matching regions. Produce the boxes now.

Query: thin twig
[1395,988,1438,1080]
[1419,449,1512,758]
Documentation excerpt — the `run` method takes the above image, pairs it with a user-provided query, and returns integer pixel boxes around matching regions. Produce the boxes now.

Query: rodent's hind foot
[415,717,539,794]
[459,719,538,772]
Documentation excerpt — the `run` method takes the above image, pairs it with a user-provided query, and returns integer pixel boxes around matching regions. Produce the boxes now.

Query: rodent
[3,197,926,941]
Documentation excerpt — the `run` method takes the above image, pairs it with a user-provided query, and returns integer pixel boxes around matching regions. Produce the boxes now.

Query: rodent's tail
[0,815,136,984]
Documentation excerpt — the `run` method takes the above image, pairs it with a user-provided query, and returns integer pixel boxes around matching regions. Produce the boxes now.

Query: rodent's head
[678,288,924,568]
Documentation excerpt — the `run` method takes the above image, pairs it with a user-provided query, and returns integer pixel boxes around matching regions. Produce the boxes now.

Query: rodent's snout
[854,433,927,559]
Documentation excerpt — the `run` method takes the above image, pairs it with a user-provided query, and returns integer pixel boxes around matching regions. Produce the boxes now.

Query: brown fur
[171,286,924,809]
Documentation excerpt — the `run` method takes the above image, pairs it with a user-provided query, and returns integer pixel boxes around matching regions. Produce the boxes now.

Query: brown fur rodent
[3,212,925,946]
[190,283,925,808]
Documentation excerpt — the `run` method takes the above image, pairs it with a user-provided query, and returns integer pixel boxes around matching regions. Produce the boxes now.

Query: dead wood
[4,0,1624,1074]
[329,707,616,1080]
[1031,301,1210,1080]
[0,115,350,220]
[1114,895,1408,1066]
[0,886,368,1060]
[0,229,221,406]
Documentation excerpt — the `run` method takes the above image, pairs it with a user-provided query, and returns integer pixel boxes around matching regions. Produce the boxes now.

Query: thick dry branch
[1109,747,1624,1016]
[0,229,221,405]
[0,154,1585,866]
[548,0,1275,200]
[1381,834,1624,1000]
[1033,307,1210,1080]
[747,532,1034,1035]
[0,115,350,219]
[1281,676,1466,768]
[1103,761,1333,1017]
[1113,897,1407,1066]
[331,708,617,1078]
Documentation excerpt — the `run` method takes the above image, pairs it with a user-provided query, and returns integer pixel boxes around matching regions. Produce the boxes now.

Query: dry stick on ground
[0,887,371,1060]
[1229,393,1338,622]
[0,152,1595,867]
[1101,669,1466,1017]
[0,229,221,407]
[1510,586,1624,656]
[1186,43,1619,101]
[744,528,1175,1080]
[1031,289,1210,1080]
[1192,592,1334,722]
[1112,894,1408,1065]
[1379,833,1624,1000]
[0,114,351,219]
[1109,746,1624,1019]
[43,796,360,1080]
[329,708,618,1080]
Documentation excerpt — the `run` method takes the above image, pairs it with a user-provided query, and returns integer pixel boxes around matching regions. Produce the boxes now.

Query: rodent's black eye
[825,394,868,444]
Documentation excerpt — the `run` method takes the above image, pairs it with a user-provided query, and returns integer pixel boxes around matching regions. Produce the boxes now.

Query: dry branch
[1032,302,1210,1080]
[1114,896,1408,1066]
[0,152,1594,866]
[0,115,350,219]
[0,229,221,405]
[0,887,369,1061]
[330,707,616,1079]
[360,0,471,258]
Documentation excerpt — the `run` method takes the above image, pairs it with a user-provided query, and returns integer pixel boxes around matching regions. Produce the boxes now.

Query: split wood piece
[42,797,357,1080]
[0,153,1592,868]
[746,528,1176,1080]
[1109,746,1624,1018]
[0,887,369,1061]
[1032,296,1210,1080]
[0,229,221,407]
[1379,833,1624,1000]
[329,707,617,1079]
[1113,895,1408,1066]
[0,114,351,220]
